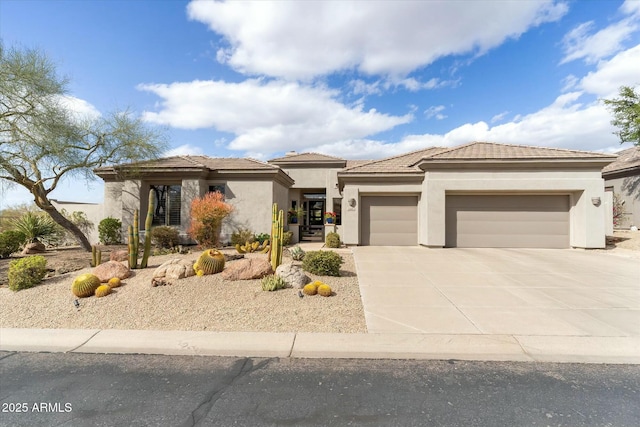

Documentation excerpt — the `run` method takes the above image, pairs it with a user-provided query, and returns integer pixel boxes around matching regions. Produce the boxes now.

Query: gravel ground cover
[0,249,367,333]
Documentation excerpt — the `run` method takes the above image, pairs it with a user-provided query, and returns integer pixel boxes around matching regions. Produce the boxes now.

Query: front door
[308,200,325,226]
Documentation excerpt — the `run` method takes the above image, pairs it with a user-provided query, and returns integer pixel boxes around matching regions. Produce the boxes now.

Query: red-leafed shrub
[188,192,233,247]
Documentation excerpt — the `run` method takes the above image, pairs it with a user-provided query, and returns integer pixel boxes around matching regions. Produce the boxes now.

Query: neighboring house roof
[339,147,446,175]
[602,146,640,177]
[415,141,617,162]
[268,152,345,163]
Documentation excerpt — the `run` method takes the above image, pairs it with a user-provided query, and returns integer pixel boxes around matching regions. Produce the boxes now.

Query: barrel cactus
[196,249,225,275]
[302,283,318,295]
[107,277,121,288]
[95,284,112,298]
[317,284,332,297]
[72,273,102,298]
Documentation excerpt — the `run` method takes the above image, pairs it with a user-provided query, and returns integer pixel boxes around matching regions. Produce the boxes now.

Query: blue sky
[1,0,639,208]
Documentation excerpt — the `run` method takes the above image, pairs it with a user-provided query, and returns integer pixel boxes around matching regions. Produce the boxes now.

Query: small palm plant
[10,211,61,246]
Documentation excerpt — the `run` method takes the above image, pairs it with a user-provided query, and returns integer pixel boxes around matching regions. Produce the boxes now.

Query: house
[94,141,616,249]
[602,146,640,229]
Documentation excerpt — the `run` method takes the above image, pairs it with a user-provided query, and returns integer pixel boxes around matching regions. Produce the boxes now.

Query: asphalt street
[0,351,638,427]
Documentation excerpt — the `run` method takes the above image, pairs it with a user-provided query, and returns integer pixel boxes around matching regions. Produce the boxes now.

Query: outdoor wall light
[591,197,601,206]
[348,198,357,207]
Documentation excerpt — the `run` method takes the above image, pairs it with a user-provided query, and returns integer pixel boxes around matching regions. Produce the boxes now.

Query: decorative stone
[109,250,129,262]
[153,258,196,280]
[220,258,273,281]
[21,241,46,254]
[275,263,309,289]
[92,261,131,282]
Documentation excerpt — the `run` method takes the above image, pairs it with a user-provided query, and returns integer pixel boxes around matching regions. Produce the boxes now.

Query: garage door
[445,195,569,248]
[361,196,418,245]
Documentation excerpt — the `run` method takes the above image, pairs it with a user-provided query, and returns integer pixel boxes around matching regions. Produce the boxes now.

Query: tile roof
[95,155,278,172]
[602,146,640,174]
[268,152,345,163]
[340,147,446,174]
[418,142,617,162]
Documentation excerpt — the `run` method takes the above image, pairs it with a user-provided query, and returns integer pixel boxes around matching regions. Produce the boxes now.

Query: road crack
[183,357,273,427]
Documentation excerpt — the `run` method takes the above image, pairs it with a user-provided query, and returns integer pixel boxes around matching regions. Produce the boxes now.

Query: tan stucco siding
[51,201,104,245]
[281,167,341,200]
[423,170,607,248]
[605,175,640,228]
[223,180,274,238]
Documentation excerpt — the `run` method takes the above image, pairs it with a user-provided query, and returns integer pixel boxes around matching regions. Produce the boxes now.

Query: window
[150,185,181,226]
[209,184,225,195]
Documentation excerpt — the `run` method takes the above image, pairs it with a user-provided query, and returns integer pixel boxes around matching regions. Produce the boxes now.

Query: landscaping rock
[153,258,196,280]
[275,263,309,289]
[109,250,129,262]
[93,261,131,282]
[221,258,272,281]
[21,242,46,254]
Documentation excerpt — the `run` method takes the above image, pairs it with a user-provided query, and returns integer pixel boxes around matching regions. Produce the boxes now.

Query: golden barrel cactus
[72,273,102,298]
[302,283,318,295]
[95,285,112,298]
[107,277,121,288]
[317,284,332,297]
[196,249,225,275]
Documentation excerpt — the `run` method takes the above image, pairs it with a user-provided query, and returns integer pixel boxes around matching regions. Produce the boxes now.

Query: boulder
[221,258,273,281]
[109,250,129,262]
[21,242,46,254]
[93,261,131,282]
[153,258,196,280]
[275,263,309,289]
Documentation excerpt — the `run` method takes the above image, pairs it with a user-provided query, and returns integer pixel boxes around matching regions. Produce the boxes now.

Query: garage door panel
[369,219,417,233]
[446,195,569,248]
[362,196,417,246]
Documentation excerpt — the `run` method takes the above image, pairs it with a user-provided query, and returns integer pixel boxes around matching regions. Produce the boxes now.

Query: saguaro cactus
[91,245,102,267]
[128,209,139,269]
[140,189,155,268]
[270,203,284,271]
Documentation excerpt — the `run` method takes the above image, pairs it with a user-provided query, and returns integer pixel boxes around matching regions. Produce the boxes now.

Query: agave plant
[10,211,62,245]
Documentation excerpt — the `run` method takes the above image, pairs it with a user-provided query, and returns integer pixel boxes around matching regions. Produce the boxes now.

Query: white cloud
[560,1,640,64]
[138,79,412,153]
[490,111,509,123]
[187,0,567,80]
[58,95,101,121]
[163,144,205,157]
[424,105,447,120]
[580,43,640,97]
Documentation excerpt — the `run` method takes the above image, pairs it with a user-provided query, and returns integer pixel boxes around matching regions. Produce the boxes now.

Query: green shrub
[0,230,26,258]
[98,217,122,245]
[231,228,255,246]
[10,211,60,246]
[325,232,340,248]
[254,233,270,244]
[8,255,47,291]
[150,226,179,248]
[302,250,343,276]
[282,231,293,246]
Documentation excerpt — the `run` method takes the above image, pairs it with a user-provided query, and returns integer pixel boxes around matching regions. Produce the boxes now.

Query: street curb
[1,328,639,364]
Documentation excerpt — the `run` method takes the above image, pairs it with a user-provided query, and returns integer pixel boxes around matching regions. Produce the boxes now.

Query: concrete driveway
[353,247,640,337]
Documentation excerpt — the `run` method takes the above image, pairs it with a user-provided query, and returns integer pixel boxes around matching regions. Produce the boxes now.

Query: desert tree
[603,85,640,146]
[0,42,166,251]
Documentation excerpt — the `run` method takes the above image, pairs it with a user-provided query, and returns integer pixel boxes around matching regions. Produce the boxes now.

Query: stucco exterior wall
[51,201,104,245]
[280,167,341,200]
[422,169,607,248]
[223,180,275,239]
[605,175,640,228]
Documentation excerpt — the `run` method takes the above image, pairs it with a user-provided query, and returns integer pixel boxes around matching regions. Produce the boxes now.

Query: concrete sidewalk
[1,328,639,363]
